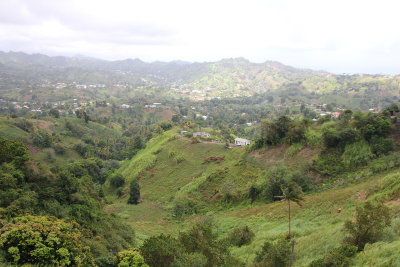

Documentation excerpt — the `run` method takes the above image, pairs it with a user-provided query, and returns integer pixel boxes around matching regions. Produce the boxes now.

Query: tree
[140,234,182,267]
[0,137,29,167]
[255,238,291,267]
[84,111,90,123]
[132,135,145,150]
[32,130,52,148]
[116,248,149,267]
[110,174,125,188]
[0,215,94,266]
[49,108,60,118]
[279,182,303,267]
[344,202,391,251]
[128,179,140,204]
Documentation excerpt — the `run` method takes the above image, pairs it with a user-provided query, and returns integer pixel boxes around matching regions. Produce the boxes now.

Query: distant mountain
[0,51,399,110]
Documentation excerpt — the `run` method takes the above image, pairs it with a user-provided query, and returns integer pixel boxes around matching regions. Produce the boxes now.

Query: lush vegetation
[1,52,400,266]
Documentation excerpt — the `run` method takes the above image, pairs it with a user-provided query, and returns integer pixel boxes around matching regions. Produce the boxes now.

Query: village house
[193,131,210,138]
[234,138,251,146]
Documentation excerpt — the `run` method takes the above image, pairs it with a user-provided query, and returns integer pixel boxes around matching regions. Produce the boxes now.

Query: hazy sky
[1,0,399,74]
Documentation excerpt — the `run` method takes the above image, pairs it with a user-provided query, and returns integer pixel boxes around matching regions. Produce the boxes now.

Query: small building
[193,131,210,138]
[121,104,130,109]
[180,130,188,135]
[246,123,252,127]
[235,138,251,146]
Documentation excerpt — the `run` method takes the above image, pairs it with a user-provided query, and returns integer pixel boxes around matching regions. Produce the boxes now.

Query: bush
[116,248,148,267]
[370,136,394,156]
[191,137,200,144]
[0,215,94,266]
[32,130,52,148]
[220,182,238,203]
[175,155,185,164]
[261,165,290,202]
[305,129,321,148]
[285,143,303,157]
[344,202,391,251]
[308,244,357,267]
[140,234,182,267]
[53,143,66,155]
[179,219,231,267]
[128,179,140,204]
[248,185,261,203]
[171,252,207,267]
[291,171,313,192]
[172,199,198,218]
[110,174,125,188]
[255,238,291,267]
[341,141,374,168]
[226,226,255,247]
[159,121,173,131]
[14,119,33,132]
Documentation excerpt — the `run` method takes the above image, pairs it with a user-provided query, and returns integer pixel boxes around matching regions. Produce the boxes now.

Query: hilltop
[1,51,399,109]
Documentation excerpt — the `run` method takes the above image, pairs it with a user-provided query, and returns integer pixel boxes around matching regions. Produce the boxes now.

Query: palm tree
[279,182,303,267]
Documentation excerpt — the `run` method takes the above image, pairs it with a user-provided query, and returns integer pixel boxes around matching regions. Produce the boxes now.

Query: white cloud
[0,0,400,73]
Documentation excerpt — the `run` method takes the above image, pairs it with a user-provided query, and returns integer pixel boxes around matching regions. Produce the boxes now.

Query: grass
[104,130,400,265]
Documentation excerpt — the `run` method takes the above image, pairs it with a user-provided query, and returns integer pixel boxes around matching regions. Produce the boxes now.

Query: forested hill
[0,51,397,95]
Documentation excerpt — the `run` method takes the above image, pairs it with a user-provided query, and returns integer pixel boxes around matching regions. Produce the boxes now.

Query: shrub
[140,234,182,267]
[308,244,357,267]
[179,219,230,267]
[261,165,290,202]
[370,136,394,156]
[255,238,291,267]
[220,182,238,203]
[14,119,33,132]
[248,185,261,203]
[305,129,322,148]
[341,141,374,168]
[291,171,313,192]
[191,137,200,144]
[285,143,303,157]
[116,248,148,267]
[175,155,184,164]
[32,130,52,148]
[128,179,140,204]
[226,226,255,247]
[172,199,198,218]
[159,121,173,131]
[0,215,94,266]
[171,252,207,267]
[169,151,176,158]
[344,202,391,251]
[53,143,66,155]
[110,174,125,188]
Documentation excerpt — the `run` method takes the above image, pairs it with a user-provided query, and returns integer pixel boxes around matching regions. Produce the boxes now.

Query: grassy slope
[106,130,400,266]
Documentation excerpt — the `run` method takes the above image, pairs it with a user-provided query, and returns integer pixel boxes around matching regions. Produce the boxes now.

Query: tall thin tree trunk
[290,238,295,267]
[288,200,291,238]
[289,200,292,267]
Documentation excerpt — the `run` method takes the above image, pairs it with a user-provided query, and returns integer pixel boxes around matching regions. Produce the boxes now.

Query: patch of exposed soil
[25,143,38,155]
[37,120,53,134]
[356,190,369,202]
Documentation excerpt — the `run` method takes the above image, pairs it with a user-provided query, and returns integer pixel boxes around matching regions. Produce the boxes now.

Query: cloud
[0,0,400,73]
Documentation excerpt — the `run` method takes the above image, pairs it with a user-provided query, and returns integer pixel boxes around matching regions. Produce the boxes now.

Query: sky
[0,0,400,74]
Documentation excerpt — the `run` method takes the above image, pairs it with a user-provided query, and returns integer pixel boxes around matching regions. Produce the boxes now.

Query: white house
[235,138,251,146]
[193,131,210,138]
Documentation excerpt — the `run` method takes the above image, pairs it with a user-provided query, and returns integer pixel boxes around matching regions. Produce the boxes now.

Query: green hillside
[103,120,400,266]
